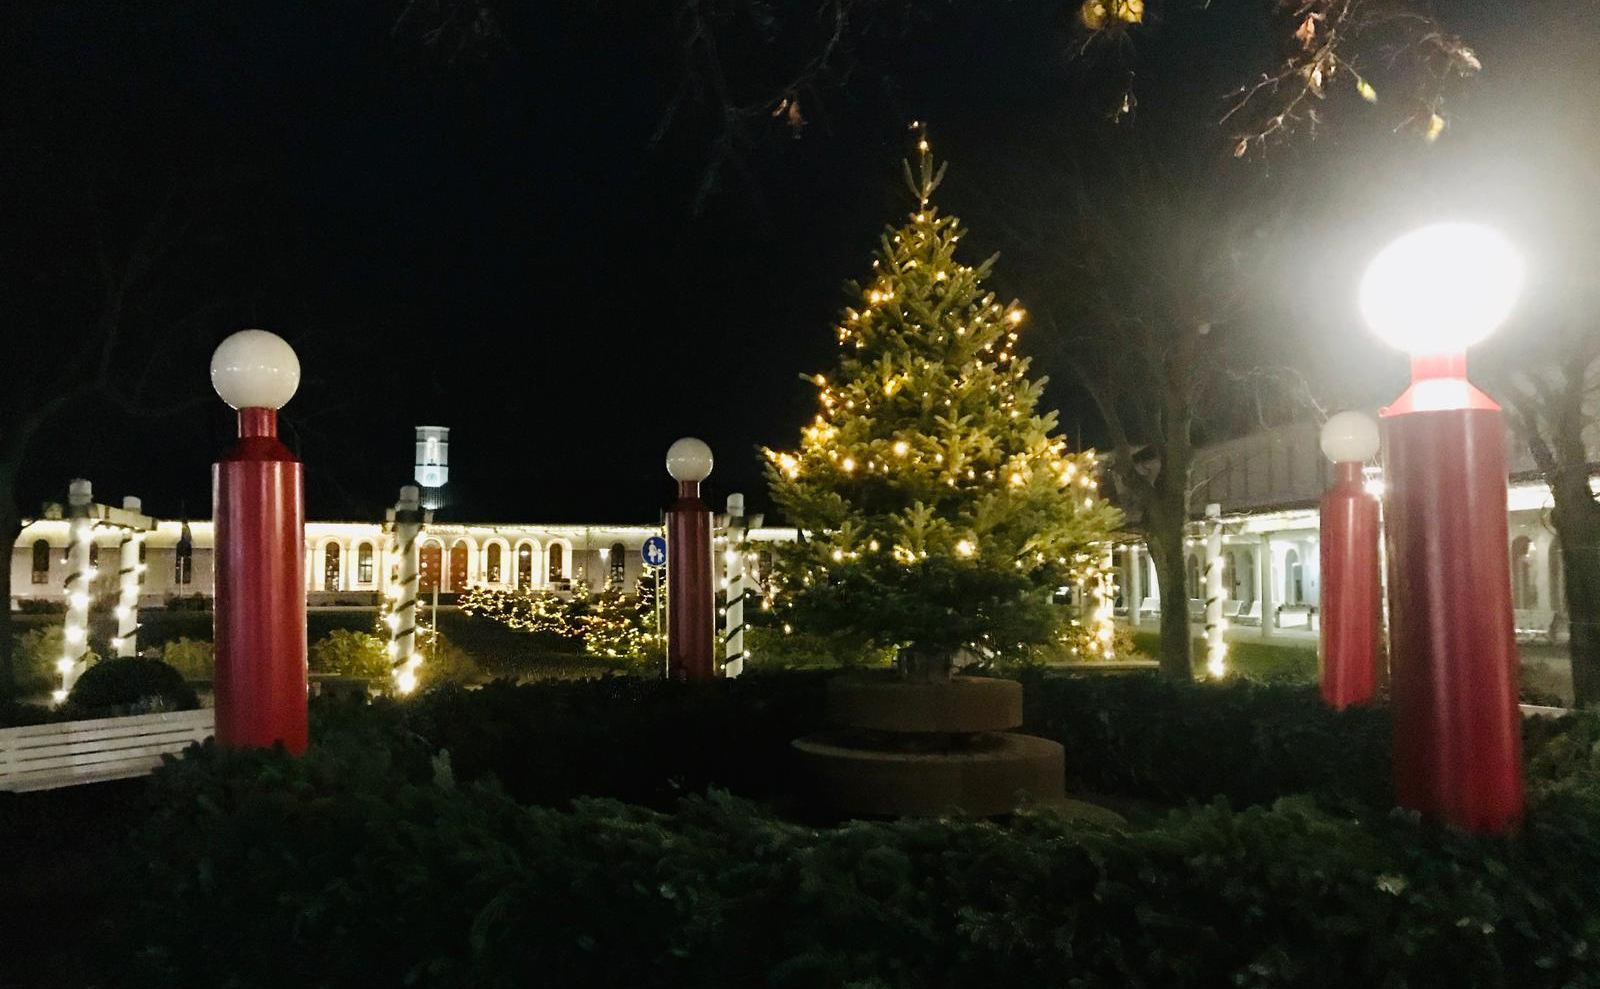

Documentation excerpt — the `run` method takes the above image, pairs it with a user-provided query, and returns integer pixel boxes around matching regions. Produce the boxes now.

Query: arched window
[1222,551,1236,601]
[548,542,564,582]
[323,543,341,591]
[448,541,470,592]
[357,543,375,584]
[419,542,442,592]
[516,545,533,589]
[1511,536,1536,609]
[1238,550,1256,605]
[1285,550,1304,606]
[609,542,626,585]
[1550,540,1566,614]
[31,539,49,584]
[1186,554,1199,597]
[485,543,503,583]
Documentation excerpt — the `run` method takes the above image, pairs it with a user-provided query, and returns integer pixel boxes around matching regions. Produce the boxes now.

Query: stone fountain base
[792,675,1065,817]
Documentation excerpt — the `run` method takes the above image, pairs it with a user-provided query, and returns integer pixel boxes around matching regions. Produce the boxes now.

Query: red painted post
[210,331,307,753]
[1319,459,1381,709]
[665,438,715,680]
[1380,360,1523,832]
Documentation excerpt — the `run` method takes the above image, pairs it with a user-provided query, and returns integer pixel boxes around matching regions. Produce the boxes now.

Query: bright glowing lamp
[666,437,714,482]
[210,330,301,410]
[1359,222,1522,357]
[1319,411,1380,464]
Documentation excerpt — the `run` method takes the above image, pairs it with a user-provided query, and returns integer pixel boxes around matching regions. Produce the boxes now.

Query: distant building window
[485,543,503,583]
[609,543,625,585]
[1284,550,1303,606]
[31,539,49,584]
[548,543,565,581]
[323,543,341,592]
[1511,536,1536,610]
[1186,554,1199,597]
[357,543,375,584]
[175,543,193,586]
[516,545,534,589]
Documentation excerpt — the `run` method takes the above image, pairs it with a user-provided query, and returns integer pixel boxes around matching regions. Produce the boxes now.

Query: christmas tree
[763,131,1122,672]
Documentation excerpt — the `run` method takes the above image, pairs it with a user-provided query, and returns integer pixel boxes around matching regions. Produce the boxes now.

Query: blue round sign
[642,536,668,569]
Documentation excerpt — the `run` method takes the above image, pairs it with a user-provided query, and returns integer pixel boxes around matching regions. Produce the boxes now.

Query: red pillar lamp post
[1318,410,1381,710]
[665,437,715,681]
[1359,222,1525,832]
[210,329,307,754]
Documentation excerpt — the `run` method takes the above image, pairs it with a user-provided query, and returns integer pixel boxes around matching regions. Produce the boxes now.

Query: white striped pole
[1204,502,1228,678]
[112,496,144,658]
[722,493,748,678]
[389,485,426,693]
[57,479,97,702]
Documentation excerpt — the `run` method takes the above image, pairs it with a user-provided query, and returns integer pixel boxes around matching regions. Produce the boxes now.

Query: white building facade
[1116,420,1595,645]
[12,517,794,608]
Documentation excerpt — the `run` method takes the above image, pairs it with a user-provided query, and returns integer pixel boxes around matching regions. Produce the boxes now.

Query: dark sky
[3,0,1584,526]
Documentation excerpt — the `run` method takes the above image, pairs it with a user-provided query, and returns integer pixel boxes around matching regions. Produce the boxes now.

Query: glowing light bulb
[955,539,976,558]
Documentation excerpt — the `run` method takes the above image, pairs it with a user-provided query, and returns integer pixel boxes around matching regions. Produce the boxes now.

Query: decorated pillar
[722,493,749,678]
[1318,412,1382,709]
[56,479,96,702]
[112,496,145,658]
[210,330,307,753]
[388,484,428,694]
[665,437,715,681]
[1203,503,1228,678]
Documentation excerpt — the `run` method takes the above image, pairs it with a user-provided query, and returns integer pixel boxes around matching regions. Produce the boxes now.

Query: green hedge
[114,700,1600,989]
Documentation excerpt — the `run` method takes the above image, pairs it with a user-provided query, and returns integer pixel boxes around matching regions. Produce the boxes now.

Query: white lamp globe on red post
[1317,411,1381,711]
[210,329,309,754]
[664,437,715,681]
[1360,222,1525,833]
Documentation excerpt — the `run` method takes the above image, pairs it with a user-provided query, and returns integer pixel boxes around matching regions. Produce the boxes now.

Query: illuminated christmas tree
[764,132,1122,672]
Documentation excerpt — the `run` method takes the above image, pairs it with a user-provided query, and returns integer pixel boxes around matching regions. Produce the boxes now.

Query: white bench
[0,708,214,792]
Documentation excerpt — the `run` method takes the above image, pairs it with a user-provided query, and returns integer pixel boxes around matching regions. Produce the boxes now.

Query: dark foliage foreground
[104,674,1600,988]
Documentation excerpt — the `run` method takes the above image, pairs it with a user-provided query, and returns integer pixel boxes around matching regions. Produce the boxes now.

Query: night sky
[3,0,1589,525]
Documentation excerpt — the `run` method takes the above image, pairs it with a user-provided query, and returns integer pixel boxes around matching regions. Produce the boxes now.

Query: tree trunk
[1144,494,1194,680]
[1552,495,1600,706]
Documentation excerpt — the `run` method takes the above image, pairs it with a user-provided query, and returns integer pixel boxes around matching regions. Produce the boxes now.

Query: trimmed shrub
[308,629,390,680]
[160,637,214,682]
[115,706,1600,989]
[66,657,197,715]
[10,625,74,698]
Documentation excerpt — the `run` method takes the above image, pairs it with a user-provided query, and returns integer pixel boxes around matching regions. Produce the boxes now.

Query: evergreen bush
[65,657,197,715]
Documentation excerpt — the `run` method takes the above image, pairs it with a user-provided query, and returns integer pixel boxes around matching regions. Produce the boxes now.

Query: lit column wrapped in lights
[721,493,750,678]
[1360,222,1525,833]
[1203,503,1228,678]
[388,485,428,694]
[56,479,97,703]
[112,496,146,658]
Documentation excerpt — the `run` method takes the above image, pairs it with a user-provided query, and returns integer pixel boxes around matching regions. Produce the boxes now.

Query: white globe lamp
[210,329,301,410]
[1359,222,1523,358]
[1319,411,1380,464]
[666,437,714,483]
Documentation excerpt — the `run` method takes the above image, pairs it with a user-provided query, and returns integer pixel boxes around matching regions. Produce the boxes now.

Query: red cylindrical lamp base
[1382,403,1523,832]
[213,408,308,753]
[1319,462,1381,709]
[666,480,715,681]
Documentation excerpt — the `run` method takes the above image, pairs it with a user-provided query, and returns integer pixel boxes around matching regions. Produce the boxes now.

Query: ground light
[1361,222,1525,833]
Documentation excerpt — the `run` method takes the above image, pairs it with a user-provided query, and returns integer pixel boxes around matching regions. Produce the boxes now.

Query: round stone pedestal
[793,674,1066,817]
